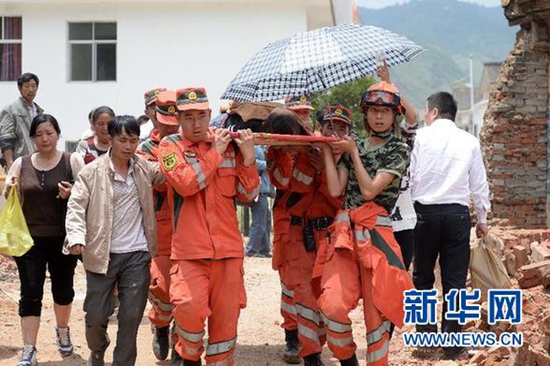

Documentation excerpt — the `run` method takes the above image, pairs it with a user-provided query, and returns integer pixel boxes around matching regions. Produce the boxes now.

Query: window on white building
[69,22,116,82]
[0,16,22,82]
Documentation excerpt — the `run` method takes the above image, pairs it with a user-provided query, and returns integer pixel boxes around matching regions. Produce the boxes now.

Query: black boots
[152,325,170,360]
[340,354,359,366]
[283,329,300,364]
[283,330,325,365]
[182,359,201,366]
[171,351,200,366]
[171,345,183,366]
[303,353,324,366]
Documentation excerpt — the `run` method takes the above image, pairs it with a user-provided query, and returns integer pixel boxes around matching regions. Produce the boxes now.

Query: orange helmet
[360,81,405,115]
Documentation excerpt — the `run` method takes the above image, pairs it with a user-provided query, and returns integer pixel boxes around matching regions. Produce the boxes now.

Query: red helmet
[360,81,405,115]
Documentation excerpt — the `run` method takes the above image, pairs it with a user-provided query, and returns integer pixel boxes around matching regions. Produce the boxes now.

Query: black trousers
[14,235,78,317]
[412,203,471,334]
[394,229,414,271]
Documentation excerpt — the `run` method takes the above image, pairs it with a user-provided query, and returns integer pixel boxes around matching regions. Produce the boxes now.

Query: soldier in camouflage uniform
[317,82,414,366]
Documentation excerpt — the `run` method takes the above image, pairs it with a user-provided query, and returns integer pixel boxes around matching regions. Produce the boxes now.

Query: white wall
[333,0,354,24]
[472,99,488,138]
[0,0,307,145]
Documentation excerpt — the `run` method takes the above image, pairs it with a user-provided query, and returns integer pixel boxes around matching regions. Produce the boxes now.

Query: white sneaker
[18,345,37,366]
[56,326,74,356]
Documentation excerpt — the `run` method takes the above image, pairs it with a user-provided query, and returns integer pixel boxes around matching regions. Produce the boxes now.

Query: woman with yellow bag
[3,114,84,366]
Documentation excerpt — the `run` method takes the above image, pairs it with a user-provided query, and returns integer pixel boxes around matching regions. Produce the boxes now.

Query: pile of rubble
[0,254,18,282]
[466,229,550,365]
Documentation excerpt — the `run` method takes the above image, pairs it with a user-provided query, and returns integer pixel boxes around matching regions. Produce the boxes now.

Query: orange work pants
[170,258,245,365]
[272,233,298,331]
[148,254,173,328]
[286,225,326,357]
[318,249,391,365]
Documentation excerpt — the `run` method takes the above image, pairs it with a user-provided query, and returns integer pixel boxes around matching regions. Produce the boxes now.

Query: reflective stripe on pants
[318,249,392,365]
[148,255,173,327]
[276,233,298,331]
[286,225,324,357]
[170,259,244,365]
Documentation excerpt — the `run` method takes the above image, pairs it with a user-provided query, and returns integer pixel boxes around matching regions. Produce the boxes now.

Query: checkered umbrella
[221,23,424,102]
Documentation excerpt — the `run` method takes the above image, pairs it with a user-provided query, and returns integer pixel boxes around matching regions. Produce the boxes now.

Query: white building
[452,62,500,138]
[0,0,354,147]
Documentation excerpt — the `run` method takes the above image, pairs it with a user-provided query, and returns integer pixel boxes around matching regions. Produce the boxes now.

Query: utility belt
[290,216,334,231]
[290,216,334,252]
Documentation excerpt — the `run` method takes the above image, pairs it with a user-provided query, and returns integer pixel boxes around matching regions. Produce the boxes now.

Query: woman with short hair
[4,113,84,366]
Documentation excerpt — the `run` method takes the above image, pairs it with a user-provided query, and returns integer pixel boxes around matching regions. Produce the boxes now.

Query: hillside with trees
[358,0,518,108]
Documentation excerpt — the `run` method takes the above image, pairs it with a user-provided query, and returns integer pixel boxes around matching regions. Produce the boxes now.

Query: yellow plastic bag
[0,186,34,256]
[470,237,512,294]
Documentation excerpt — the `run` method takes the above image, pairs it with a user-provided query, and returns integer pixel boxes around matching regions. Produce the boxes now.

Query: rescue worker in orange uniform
[136,90,180,361]
[286,95,315,128]
[265,109,302,364]
[158,87,259,366]
[268,151,301,364]
[263,104,321,365]
[283,105,353,366]
[141,87,166,139]
[308,105,352,293]
[318,82,415,366]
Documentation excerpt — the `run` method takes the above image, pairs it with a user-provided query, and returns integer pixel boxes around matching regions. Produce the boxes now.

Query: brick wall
[481,26,549,228]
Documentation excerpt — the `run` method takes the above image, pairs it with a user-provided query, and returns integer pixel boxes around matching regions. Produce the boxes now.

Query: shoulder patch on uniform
[162,152,178,171]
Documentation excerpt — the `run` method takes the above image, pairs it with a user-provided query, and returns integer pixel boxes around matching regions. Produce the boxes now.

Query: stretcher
[228,132,340,146]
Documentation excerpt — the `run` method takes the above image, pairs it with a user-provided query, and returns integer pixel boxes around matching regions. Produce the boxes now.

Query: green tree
[310,76,375,137]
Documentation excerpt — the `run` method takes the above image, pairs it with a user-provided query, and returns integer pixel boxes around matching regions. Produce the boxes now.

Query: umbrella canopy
[221,23,424,102]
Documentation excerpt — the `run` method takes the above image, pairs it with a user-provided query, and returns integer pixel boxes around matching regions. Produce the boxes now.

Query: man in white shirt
[410,92,490,359]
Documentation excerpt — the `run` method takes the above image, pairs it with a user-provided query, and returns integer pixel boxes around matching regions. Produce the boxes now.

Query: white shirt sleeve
[409,136,419,197]
[469,144,491,223]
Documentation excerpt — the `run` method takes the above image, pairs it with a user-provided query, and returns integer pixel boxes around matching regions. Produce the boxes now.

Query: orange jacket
[267,147,316,221]
[267,148,292,236]
[159,132,259,260]
[136,129,172,256]
[307,170,344,219]
[330,202,413,328]
[306,153,344,219]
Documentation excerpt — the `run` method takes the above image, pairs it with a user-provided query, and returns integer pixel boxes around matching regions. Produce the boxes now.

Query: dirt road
[0,255,465,365]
